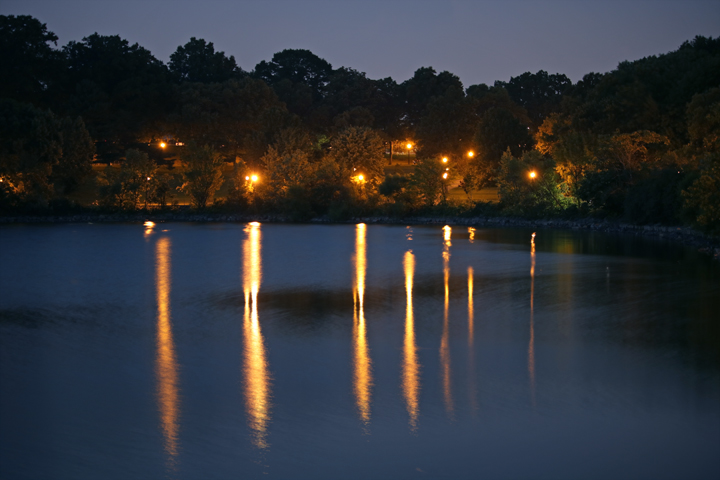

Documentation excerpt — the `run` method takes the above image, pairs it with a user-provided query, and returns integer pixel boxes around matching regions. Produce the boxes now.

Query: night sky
[3,0,719,86]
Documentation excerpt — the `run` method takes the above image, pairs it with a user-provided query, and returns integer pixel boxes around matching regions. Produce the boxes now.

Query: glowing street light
[159,142,166,149]
[251,174,258,183]
[358,174,365,181]
[467,150,474,158]
[442,157,448,164]
[529,171,537,179]
[406,143,413,165]
[442,172,448,180]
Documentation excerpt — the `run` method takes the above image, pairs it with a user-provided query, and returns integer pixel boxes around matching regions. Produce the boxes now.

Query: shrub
[497,149,569,216]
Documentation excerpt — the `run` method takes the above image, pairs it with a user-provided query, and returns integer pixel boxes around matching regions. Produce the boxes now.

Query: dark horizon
[3,0,719,86]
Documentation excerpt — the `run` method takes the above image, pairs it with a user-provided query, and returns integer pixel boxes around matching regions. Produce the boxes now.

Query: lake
[1,222,719,479]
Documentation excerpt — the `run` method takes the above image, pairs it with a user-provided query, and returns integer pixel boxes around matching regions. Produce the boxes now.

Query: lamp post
[144,176,151,210]
[441,171,449,204]
[245,174,259,209]
[406,143,413,165]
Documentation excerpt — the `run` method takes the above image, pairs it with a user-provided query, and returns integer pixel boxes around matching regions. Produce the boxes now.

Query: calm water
[1,222,719,479]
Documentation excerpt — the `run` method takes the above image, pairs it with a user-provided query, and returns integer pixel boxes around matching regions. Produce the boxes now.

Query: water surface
[1,222,719,479]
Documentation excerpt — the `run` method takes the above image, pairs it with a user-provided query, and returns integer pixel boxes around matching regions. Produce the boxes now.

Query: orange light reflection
[529,233,536,408]
[353,224,373,429]
[242,222,272,449]
[155,237,180,466]
[441,226,454,418]
[402,250,420,431]
[468,266,477,413]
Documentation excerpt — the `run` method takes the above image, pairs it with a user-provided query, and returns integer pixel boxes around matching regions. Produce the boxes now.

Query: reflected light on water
[145,221,155,236]
[242,222,272,449]
[441,226,454,418]
[529,233,536,407]
[155,237,180,465]
[353,223,373,429]
[468,227,475,243]
[468,266,477,413]
[402,250,420,431]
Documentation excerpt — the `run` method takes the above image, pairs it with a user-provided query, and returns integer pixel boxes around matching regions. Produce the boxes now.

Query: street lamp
[406,143,413,164]
[442,157,448,164]
[246,174,259,191]
[159,142,166,149]
[529,171,537,179]
[467,150,474,158]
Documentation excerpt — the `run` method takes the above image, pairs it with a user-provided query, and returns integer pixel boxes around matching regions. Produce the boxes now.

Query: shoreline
[1,212,718,260]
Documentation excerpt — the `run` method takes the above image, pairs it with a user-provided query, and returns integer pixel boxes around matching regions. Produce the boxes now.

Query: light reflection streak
[242,222,272,449]
[402,250,420,431]
[440,226,454,418]
[353,223,373,429]
[529,232,536,408]
[155,237,180,465]
[468,227,475,243]
[468,266,477,413]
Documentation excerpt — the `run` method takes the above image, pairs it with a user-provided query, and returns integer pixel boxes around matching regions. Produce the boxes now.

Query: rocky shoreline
[2,212,718,260]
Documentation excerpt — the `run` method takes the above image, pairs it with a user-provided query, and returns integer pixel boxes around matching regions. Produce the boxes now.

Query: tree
[169,37,244,83]
[0,15,62,105]
[473,107,534,181]
[0,99,62,204]
[179,143,224,209]
[99,149,156,210]
[170,78,287,163]
[683,154,720,233]
[562,36,720,145]
[466,84,530,123]
[416,85,476,159]
[315,67,401,135]
[402,67,463,130]
[497,149,567,215]
[254,49,332,117]
[328,126,386,186]
[409,157,444,207]
[61,33,170,150]
[687,87,720,154]
[52,116,95,194]
[535,113,597,199]
[575,131,670,215]
[259,127,314,202]
[495,70,571,129]
[596,130,670,174]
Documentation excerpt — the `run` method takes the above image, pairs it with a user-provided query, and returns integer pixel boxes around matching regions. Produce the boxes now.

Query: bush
[624,167,697,224]
[497,149,570,216]
[576,169,628,217]
[683,154,720,233]
[179,143,224,209]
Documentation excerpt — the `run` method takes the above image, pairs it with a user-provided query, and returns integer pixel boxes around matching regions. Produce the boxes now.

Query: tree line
[1,15,718,231]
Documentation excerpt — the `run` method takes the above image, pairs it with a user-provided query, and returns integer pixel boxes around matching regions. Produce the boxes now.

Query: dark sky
[3,0,719,86]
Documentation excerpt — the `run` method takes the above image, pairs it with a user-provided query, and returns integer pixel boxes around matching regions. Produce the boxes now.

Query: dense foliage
[1,15,719,233]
